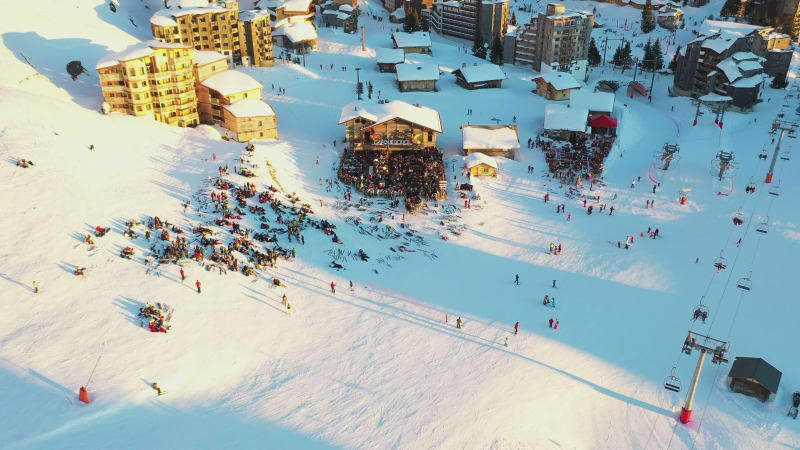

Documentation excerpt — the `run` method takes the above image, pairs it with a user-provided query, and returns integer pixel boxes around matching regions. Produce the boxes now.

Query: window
[427,132,432,142]
[137,106,143,111]
[258,121,263,126]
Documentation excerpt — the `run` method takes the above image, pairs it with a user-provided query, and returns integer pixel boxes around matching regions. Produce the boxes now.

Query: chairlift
[664,367,682,393]
[713,254,727,272]
[732,211,745,226]
[769,185,781,196]
[692,303,709,323]
[780,151,791,161]
[736,273,752,291]
[756,217,769,234]
[759,148,768,160]
[745,177,756,194]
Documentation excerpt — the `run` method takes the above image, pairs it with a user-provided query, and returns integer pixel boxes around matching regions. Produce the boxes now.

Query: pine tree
[404,6,421,32]
[621,41,633,69]
[490,36,504,65]
[640,40,653,71]
[511,12,517,26]
[720,0,742,17]
[610,45,623,67]
[641,0,655,33]
[472,32,487,59]
[367,81,373,99]
[588,38,601,66]
[668,45,680,71]
[652,39,664,70]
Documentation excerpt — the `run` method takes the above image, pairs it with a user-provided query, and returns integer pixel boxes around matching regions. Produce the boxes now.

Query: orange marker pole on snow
[79,355,102,404]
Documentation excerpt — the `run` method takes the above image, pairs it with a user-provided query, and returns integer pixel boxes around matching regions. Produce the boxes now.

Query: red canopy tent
[588,115,618,129]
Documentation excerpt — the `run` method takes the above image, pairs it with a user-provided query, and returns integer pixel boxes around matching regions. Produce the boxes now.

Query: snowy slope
[2,1,800,449]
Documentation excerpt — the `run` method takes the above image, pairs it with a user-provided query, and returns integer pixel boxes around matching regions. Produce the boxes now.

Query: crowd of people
[338,149,446,212]
[536,135,614,186]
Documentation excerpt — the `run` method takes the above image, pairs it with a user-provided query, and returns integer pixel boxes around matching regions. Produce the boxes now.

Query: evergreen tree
[620,41,633,68]
[640,40,653,70]
[511,12,517,25]
[720,0,742,17]
[652,39,664,70]
[404,6,421,32]
[490,36,504,65]
[367,81,373,99]
[641,0,655,33]
[610,45,623,67]
[588,38,601,66]
[472,32,487,59]
[668,45,681,71]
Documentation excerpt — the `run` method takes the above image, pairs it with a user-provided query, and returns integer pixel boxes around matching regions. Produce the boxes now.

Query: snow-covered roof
[391,7,406,19]
[701,35,736,54]
[396,63,440,82]
[257,0,283,8]
[151,9,179,26]
[462,125,519,150]
[544,104,588,133]
[455,64,506,83]
[167,0,209,7]
[698,93,732,102]
[701,20,766,38]
[195,50,228,66]
[392,32,432,48]
[466,152,499,169]
[281,0,313,12]
[239,9,272,21]
[731,74,765,88]
[273,21,318,43]
[533,71,580,91]
[339,100,442,132]
[569,89,614,113]
[731,52,763,62]
[433,0,461,6]
[223,99,276,118]
[200,70,263,96]
[339,4,355,12]
[716,58,741,82]
[150,5,232,27]
[738,60,762,72]
[482,0,508,4]
[376,48,405,64]
[768,32,790,40]
[96,40,190,69]
[336,11,351,19]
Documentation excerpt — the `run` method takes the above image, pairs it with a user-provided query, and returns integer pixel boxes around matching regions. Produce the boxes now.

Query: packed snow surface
[2,0,800,449]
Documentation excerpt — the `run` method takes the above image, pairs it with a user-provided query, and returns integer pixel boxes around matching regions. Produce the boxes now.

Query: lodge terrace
[337,100,446,212]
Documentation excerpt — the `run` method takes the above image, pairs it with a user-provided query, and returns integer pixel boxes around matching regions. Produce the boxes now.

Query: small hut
[395,63,439,92]
[728,357,782,403]
[532,71,580,100]
[376,48,405,73]
[453,64,507,90]
[466,152,498,177]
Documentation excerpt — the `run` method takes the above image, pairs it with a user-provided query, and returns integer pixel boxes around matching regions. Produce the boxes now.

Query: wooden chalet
[453,64,506,90]
[728,357,782,403]
[338,100,443,151]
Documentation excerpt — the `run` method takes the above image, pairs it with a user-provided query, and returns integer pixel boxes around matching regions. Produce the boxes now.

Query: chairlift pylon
[756,217,769,234]
[664,366,682,393]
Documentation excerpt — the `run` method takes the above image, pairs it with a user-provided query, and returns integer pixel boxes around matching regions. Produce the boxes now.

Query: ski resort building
[543,104,588,140]
[672,21,792,110]
[532,70,580,100]
[461,124,520,158]
[728,357,782,403]
[395,63,440,92]
[452,64,507,89]
[197,70,277,141]
[513,3,593,81]
[569,89,615,116]
[376,48,406,73]
[272,20,319,51]
[193,50,231,83]
[96,40,199,127]
[391,32,433,55]
[466,152,499,177]
[428,0,509,44]
[339,100,442,151]
[150,0,274,67]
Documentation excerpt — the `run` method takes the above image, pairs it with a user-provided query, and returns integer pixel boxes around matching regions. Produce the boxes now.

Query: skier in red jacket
[514,322,519,335]
[196,280,202,294]
[180,268,185,281]
[330,282,336,294]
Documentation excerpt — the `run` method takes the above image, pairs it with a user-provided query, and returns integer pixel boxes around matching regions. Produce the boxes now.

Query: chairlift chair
[692,303,709,323]
[664,367,682,393]
[713,254,727,272]
[780,151,791,161]
[736,274,752,291]
[756,217,769,234]
[745,177,756,194]
[732,211,745,226]
[759,148,768,159]
[769,185,781,196]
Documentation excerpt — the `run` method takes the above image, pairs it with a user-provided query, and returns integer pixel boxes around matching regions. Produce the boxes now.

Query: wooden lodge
[728,357,782,403]
[395,63,440,92]
[466,152,498,177]
[533,71,580,100]
[339,100,442,151]
[453,64,506,90]
[376,48,405,73]
[391,31,432,55]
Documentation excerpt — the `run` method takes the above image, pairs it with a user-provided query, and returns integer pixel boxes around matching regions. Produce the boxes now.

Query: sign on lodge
[372,130,423,147]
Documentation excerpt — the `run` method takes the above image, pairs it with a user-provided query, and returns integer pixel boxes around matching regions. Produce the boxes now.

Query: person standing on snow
[514,322,519,335]
[32,281,39,294]
[456,317,463,329]
[282,294,288,306]
[549,318,554,328]
[180,268,185,281]
[552,279,557,288]
[514,274,519,285]
[554,319,559,330]
[504,336,509,347]
[350,280,354,290]
[330,282,336,294]
[195,280,201,294]
[551,297,556,308]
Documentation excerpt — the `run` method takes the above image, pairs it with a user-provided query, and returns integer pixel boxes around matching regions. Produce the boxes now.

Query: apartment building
[673,20,792,109]
[513,3,593,81]
[428,0,508,44]
[151,0,274,67]
[197,69,278,140]
[96,40,199,127]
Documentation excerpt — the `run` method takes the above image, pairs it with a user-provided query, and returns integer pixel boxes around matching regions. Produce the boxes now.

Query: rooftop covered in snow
[273,21,318,43]
[223,99,276,118]
[392,32,432,49]
[339,100,442,132]
[395,63,440,82]
[544,104,588,133]
[462,125,520,150]
[96,40,190,70]
[533,71,580,91]
[150,4,233,27]
[569,89,614,113]
[453,64,506,83]
[195,50,228,66]
[466,152,499,169]
[376,48,405,64]
[200,70,264,96]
